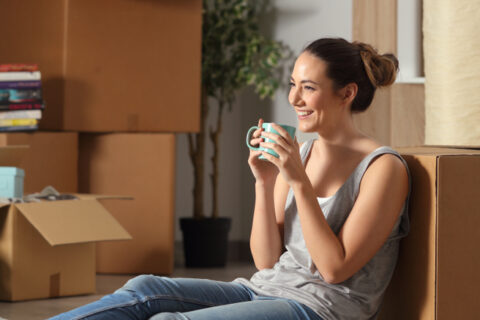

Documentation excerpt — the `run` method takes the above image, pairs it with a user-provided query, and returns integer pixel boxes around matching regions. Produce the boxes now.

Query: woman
[51,38,409,320]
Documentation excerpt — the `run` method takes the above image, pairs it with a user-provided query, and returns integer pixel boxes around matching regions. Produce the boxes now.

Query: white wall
[267,0,353,143]
[397,0,423,81]
[174,0,353,242]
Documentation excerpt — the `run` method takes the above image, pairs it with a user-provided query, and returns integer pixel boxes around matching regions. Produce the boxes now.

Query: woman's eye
[288,82,295,88]
[304,86,315,91]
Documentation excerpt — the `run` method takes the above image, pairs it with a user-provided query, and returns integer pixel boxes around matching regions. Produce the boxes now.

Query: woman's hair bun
[354,42,399,88]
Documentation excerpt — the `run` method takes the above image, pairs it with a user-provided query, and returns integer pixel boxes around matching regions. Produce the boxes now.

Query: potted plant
[180,0,290,267]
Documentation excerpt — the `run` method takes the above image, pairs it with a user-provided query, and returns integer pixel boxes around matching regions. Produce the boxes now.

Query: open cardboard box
[378,146,480,320]
[0,146,132,301]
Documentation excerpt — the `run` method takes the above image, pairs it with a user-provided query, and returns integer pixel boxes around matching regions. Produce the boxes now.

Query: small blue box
[0,167,25,198]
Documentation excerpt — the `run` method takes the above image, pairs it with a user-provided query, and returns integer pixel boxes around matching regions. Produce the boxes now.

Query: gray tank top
[235,139,410,320]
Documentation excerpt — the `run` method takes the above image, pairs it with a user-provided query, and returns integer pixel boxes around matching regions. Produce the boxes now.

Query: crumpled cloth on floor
[0,186,78,204]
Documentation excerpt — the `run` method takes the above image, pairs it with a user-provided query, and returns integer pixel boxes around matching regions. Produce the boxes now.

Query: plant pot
[180,217,231,268]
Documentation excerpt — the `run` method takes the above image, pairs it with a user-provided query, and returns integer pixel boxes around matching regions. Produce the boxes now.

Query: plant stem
[188,86,209,219]
[210,98,225,219]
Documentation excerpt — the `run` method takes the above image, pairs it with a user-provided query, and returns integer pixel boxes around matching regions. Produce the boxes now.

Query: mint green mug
[246,123,296,159]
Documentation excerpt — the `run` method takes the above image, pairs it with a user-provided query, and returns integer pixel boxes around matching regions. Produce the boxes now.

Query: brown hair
[303,38,399,112]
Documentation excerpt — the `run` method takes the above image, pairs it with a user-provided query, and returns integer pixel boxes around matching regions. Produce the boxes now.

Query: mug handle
[246,126,261,151]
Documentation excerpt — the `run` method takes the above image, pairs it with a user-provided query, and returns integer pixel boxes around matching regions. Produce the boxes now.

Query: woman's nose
[289,88,304,106]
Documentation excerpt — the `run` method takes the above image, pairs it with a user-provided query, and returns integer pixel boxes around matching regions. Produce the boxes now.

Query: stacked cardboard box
[378,147,480,320]
[0,0,201,133]
[0,0,202,277]
[79,134,176,274]
[0,132,78,194]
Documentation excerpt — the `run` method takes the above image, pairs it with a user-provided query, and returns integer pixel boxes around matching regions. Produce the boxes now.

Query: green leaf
[201,0,291,103]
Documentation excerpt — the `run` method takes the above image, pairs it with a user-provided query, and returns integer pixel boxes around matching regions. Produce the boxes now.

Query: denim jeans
[49,275,323,320]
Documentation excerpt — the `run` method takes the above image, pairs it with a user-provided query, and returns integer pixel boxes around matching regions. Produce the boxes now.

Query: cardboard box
[79,133,175,274]
[0,147,132,301]
[0,132,78,194]
[378,147,480,320]
[0,0,201,133]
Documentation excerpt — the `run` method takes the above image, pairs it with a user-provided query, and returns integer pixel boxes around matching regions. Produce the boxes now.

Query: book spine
[0,110,42,120]
[0,102,44,111]
[0,88,42,103]
[0,64,39,72]
[0,124,38,132]
[0,80,41,89]
[0,118,38,127]
[0,71,41,81]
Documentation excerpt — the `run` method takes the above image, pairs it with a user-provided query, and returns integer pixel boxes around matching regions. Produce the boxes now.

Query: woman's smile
[296,109,314,120]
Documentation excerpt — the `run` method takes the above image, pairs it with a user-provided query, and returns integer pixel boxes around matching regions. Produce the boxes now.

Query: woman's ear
[342,83,358,104]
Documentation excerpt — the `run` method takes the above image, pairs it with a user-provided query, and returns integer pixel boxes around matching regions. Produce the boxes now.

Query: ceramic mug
[246,123,296,159]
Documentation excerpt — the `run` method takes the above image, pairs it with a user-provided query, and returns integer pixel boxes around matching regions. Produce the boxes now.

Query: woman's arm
[292,154,408,284]
[249,174,289,270]
[247,119,293,270]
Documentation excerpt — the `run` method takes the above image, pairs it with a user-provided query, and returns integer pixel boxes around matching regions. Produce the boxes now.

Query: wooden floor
[0,262,257,320]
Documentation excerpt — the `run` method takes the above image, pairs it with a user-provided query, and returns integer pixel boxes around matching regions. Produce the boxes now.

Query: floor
[0,262,257,320]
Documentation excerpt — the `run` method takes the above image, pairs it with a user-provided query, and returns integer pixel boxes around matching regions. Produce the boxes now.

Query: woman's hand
[247,119,279,185]
[259,123,308,187]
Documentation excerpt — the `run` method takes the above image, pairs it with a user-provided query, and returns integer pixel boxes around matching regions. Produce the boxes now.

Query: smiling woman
[242,37,409,320]
[50,38,408,320]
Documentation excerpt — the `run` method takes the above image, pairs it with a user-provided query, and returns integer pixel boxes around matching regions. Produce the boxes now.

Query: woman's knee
[117,274,168,296]
[124,274,158,287]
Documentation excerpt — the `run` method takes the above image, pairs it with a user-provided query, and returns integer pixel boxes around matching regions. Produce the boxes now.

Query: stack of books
[0,63,44,132]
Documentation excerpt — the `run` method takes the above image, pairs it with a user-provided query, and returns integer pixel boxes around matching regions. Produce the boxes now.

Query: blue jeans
[49,275,323,320]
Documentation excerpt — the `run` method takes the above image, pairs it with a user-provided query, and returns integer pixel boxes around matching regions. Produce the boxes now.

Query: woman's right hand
[248,119,279,185]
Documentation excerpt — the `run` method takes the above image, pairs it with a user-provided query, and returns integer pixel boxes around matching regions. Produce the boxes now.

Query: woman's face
[288,52,345,133]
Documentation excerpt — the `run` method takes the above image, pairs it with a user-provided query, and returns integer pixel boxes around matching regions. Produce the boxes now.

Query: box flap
[396,146,480,155]
[74,194,134,201]
[14,199,132,246]
[0,146,29,166]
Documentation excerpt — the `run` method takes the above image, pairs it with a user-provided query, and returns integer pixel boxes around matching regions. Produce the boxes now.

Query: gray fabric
[235,139,411,320]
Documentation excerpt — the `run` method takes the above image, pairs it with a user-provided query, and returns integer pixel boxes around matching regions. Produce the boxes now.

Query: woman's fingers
[260,143,291,164]
[249,150,263,158]
[252,118,264,138]
[260,151,279,165]
[250,137,263,147]
[270,123,293,143]
[260,132,290,151]
[294,137,300,149]
[259,141,283,156]
[253,128,262,138]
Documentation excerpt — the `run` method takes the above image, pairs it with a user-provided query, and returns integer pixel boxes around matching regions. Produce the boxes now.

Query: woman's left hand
[259,123,308,187]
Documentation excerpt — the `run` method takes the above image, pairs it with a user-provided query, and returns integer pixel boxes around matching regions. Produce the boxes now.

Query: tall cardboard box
[79,133,175,274]
[0,0,201,133]
[0,132,78,194]
[378,147,480,320]
[0,147,132,301]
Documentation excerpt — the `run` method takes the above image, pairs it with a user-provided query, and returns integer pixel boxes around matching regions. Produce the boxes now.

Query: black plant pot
[180,217,231,268]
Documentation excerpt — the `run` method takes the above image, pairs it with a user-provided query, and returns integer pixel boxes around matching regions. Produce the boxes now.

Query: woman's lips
[297,110,313,120]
